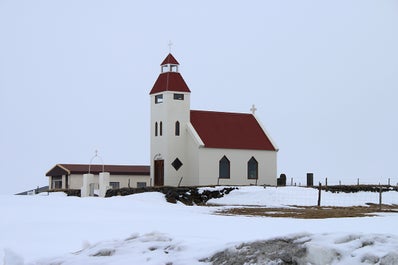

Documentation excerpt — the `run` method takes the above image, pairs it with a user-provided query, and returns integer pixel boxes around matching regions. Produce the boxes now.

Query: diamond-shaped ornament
[171,158,183,171]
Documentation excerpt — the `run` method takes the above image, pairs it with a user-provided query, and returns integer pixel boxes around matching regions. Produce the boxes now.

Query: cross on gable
[250,104,257,114]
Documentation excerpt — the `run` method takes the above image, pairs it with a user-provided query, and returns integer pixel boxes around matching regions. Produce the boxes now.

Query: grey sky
[1,1,397,194]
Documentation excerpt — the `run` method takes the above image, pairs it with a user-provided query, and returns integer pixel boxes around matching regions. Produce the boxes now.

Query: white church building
[150,53,278,187]
[46,53,278,192]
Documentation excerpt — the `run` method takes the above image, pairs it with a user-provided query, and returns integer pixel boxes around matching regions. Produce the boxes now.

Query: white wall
[197,148,277,186]
[150,91,191,186]
[63,174,150,190]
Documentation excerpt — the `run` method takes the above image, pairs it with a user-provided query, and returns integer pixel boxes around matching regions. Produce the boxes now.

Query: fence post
[318,182,322,207]
[339,180,341,186]
[357,178,359,186]
[325,177,328,188]
[379,183,382,211]
[388,178,391,186]
[291,178,293,186]
[307,173,314,187]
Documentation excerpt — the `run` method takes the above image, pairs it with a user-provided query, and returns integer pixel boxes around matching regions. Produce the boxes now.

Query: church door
[154,160,164,186]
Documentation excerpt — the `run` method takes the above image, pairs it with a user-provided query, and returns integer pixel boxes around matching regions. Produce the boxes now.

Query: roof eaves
[252,114,279,151]
[187,122,205,147]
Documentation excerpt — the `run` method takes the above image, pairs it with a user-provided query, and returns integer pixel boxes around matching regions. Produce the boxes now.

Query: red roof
[149,72,191,94]
[46,164,150,176]
[161,53,179,65]
[190,110,276,151]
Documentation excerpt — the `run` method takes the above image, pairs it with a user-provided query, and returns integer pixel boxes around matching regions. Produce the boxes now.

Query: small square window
[137,182,147,188]
[173,94,184,100]
[155,94,163,104]
[171,158,183,171]
[110,182,120,189]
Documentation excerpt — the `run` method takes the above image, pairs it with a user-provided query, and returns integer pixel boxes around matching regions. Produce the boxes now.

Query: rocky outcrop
[105,186,237,205]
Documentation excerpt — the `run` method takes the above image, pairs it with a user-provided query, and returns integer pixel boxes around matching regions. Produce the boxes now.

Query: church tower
[149,54,191,186]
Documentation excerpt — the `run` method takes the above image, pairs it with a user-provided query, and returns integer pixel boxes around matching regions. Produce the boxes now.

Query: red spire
[161,53,179,65]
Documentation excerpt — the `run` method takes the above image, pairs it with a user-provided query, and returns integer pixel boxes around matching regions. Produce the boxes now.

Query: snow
[1,187,398,265]
[207,186,396,207]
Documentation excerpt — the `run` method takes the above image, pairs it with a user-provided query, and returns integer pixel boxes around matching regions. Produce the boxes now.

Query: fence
[279,174,398,188]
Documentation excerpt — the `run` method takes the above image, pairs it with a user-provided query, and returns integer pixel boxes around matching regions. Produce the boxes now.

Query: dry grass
[216,204,398,219]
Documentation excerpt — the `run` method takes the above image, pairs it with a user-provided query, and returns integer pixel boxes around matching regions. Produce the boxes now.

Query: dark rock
[105,186,238,205]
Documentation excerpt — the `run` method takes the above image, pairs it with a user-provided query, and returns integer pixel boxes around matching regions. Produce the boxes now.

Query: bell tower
[149,53,191,186]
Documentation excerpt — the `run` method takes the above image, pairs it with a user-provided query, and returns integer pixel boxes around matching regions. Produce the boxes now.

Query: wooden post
[307,173,314,187]
[379,183,382,211]
[339,180,341,186]
[291,178,293,186]
[318,182,322,207]
[325,177,328,188]
[357,178,359,186]
[388,178,391,186]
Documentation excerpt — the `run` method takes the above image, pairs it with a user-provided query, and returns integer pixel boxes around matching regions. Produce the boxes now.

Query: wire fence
[281,175,398,187]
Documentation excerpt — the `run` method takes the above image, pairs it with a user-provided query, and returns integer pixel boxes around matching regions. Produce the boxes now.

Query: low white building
[46,164,150,191]
[150,54,278,187]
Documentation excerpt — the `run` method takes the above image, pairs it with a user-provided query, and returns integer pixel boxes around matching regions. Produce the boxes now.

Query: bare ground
[214,204,398,219]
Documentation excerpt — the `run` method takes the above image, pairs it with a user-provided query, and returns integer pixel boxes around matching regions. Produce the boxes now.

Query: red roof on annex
[190,110,276,151]
[46,164,150,176]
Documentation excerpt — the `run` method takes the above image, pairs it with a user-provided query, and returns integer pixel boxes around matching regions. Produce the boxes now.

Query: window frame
[110,182,120,189]
[247,157,258,179]
[175,121,180,136]
[137,182,147,188]
[219,156,230,179]
[173,93,184,100]
[155,94,163,104]
[52,176,62,189]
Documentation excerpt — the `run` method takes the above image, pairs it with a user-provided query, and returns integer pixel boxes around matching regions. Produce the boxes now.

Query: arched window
[175,121,180,136]
[248,157,258,179]
[219,156,230,179]
[160,122,163,136]
[155,122,158,136]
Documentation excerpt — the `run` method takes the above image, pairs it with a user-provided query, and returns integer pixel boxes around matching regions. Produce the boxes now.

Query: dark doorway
[154,160,164,186]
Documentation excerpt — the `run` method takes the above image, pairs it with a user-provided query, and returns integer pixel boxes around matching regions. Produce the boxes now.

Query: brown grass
[216,204,398,219]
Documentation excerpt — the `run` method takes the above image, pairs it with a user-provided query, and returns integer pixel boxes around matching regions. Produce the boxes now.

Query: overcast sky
[1,1,397,194]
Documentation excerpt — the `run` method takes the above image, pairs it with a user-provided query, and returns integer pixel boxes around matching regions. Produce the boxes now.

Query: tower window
[175,121,180,136]
[248,157,258,179]
[161,65,169,73]
[219,156,230,179]
[171,65,178,72]
[155,94,163,104]
[160,122,163,136]
[155,122,158,136]
[173,93,184,100]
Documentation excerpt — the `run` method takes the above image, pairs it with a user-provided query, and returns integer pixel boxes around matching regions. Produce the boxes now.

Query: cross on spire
[168,40,173,53]
[250,104,257,114]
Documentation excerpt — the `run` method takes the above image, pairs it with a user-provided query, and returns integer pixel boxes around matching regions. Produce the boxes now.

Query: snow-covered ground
[1,186,398,265]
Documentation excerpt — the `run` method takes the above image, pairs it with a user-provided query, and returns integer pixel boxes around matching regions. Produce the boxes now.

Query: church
[46,53,278,192]
[150,53,278,187]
